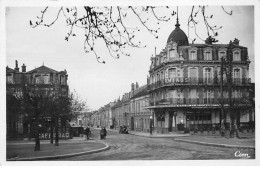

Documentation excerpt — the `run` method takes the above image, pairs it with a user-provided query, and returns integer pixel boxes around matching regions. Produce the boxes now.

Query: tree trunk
[34,109,40,151]
[55,117,59,146]
[28,120,32,141]
[50,117,54,144]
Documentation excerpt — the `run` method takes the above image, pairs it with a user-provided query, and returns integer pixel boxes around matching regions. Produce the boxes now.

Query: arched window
[233,51,241,61]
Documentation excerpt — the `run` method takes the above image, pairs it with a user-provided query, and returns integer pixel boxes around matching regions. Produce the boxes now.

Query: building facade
[147,20,253,133]
[129,83,150,132]
[6,61,69,139]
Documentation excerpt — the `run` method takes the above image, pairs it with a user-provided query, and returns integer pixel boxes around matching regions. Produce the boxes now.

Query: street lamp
[173,112,177,131]
[150,115,153,135]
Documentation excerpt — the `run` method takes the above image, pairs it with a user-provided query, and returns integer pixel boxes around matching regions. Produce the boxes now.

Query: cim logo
[234,151,251,159]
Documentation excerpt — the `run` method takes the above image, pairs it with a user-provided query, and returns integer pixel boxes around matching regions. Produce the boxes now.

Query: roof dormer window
[218,48,227,60]
[233,50,241,61]
[189,50,197,60]
[204,51,212,60]
[203,47,212,60]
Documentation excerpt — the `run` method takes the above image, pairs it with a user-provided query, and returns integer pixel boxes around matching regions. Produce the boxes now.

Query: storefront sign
[39,132,70,139]
[159,102,170,105]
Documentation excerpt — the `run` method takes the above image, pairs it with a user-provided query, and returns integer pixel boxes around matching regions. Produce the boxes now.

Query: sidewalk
[108,128,255,149]
[6,137,109,161]
[174,133,255,149]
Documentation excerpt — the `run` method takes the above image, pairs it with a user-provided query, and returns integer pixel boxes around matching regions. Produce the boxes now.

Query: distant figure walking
[233,120,241,139]
[100,127,107,140]
[85,126,91,140]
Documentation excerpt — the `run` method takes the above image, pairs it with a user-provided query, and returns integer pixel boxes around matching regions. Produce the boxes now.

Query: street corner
[6,141,110,161]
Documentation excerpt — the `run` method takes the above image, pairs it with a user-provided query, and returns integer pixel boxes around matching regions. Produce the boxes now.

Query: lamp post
[173,112,177,131]
[150,115,153,135]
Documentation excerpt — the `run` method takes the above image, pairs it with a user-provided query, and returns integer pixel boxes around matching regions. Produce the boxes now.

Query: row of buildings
[6,17,255,137]
[91,18,255,134]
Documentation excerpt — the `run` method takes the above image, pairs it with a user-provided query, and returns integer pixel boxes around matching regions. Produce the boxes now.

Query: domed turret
[167,13,189,46]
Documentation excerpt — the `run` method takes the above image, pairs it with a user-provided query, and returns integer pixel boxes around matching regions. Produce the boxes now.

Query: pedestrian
[85,126,91,140]
[100,127,105,140]
[150,124,153,135]
[233,120,240,139]
[103,127,107,139]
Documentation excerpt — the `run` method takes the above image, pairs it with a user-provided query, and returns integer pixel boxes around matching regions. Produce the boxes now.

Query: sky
[3,4,255,111]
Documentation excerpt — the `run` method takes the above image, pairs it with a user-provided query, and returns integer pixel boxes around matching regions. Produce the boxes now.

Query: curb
[8,143,110,161]
[174,139,255,149]
[128,132,190,138]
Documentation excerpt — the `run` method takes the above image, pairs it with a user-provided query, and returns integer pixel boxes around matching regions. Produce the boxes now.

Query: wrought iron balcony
[147,77,251,90]
[149,97,251,107]
[153,98,199,106]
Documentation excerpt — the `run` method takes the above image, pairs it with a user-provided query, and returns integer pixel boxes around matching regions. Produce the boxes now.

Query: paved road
[58,129,255,160]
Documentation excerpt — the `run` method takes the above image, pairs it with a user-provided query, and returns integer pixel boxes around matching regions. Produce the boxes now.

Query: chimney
[136,82,139,89]
[147,75,150,85]
[131,83,135,91]
[22,63,26,72]
[15,60,19,72]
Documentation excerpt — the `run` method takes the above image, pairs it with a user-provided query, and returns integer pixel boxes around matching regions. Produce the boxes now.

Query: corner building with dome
[146,19,254,134]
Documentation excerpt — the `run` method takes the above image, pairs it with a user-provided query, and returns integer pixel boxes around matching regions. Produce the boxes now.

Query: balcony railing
[149,97,250,107]
[147,77,251,90]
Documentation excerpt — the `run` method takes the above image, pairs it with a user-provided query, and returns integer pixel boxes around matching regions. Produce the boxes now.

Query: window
[42,74,50,84]
[189,51,197,60]
[233,51,241,61]
[169,49,176,58]
[233,89,242,99]
[219,51,226,60]
[204,89,213,104]
[161,71,164,80]
[6,74,13,84]
[168,68,177,79]
[35,74,41,84]
[189,67,198,84]
[156,57,160,65]
[204,67,213,84]
[233,68,241,84]
[157,73,160,82]
[189,89,198,104]
[204,51,212,60]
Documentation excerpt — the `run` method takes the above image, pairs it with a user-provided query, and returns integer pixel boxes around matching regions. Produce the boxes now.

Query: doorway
[131,117,134,131]
[169,114,173,132]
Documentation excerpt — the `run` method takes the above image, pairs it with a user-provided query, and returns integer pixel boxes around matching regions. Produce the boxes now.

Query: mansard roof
[132,85,148,99]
